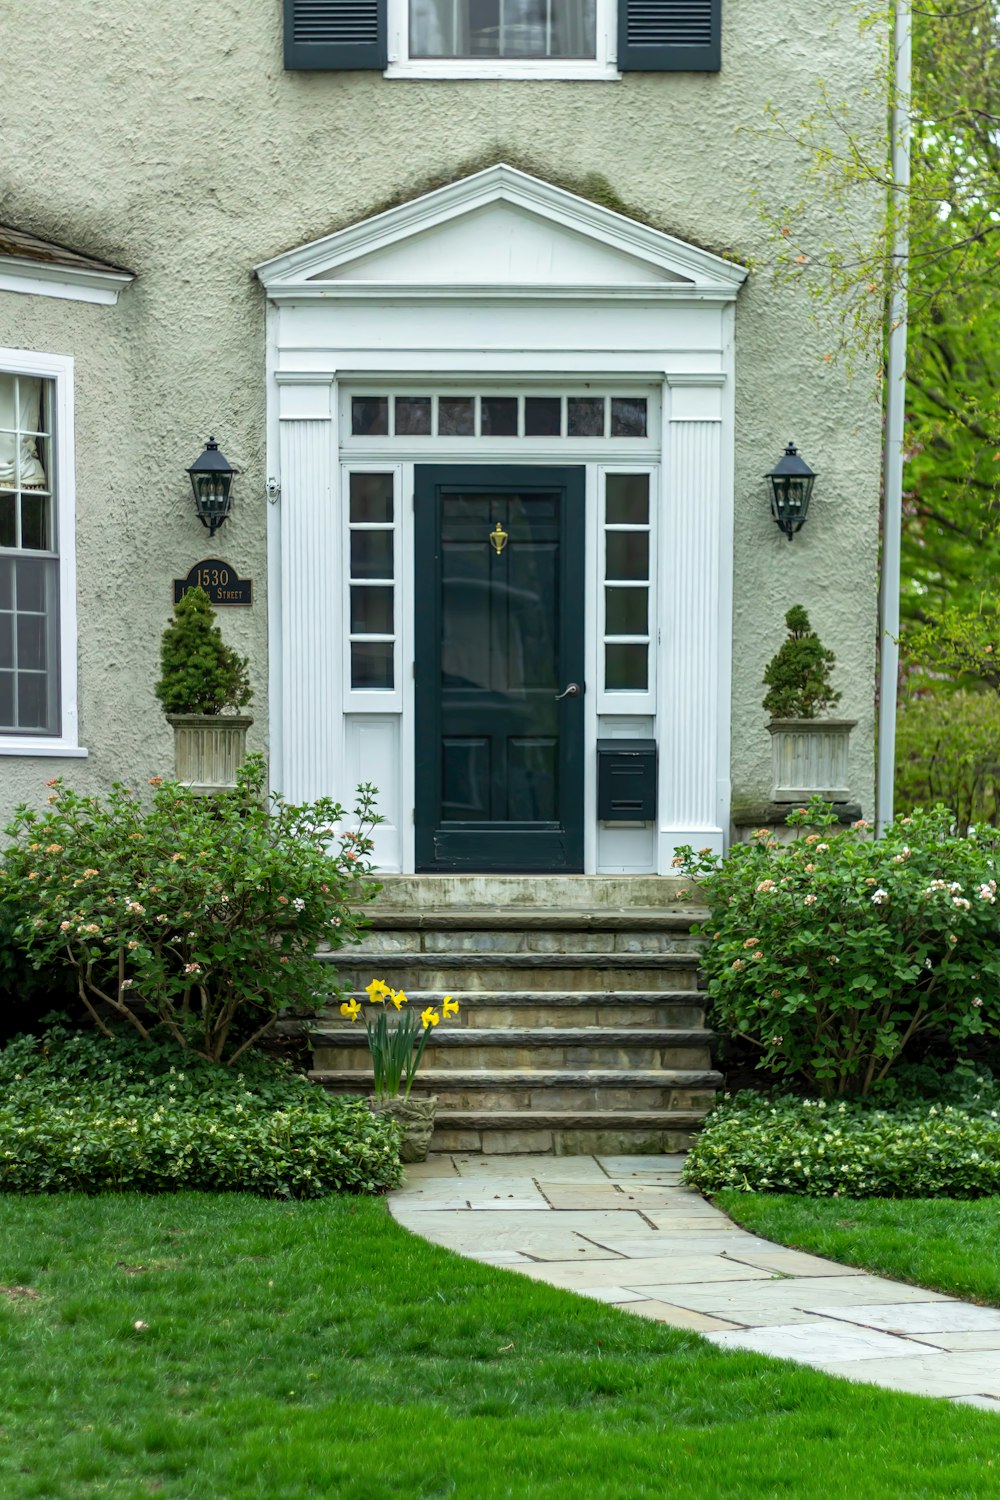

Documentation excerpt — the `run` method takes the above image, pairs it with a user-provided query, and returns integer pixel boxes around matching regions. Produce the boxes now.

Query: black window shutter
[618,0,720,72]
[284,0,387,70]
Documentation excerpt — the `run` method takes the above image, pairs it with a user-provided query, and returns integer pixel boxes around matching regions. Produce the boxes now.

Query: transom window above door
[347,391,651,441]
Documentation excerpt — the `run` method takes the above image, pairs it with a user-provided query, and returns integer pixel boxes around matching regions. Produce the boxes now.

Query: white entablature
[255,164,748,304]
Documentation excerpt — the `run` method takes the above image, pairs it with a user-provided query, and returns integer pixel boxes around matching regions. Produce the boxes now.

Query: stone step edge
[306,1027,712,1047]
[311,1068,721,1087]
[320,951,702,969]
[360,909,709,932]
[432,1109,710,1129]
[323,988,707,1007]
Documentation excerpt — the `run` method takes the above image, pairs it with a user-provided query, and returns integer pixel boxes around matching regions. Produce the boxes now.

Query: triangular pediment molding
[255,166,748,302]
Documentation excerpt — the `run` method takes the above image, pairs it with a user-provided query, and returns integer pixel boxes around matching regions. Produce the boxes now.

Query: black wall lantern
[767,442,816,540]
[187,437,236,537]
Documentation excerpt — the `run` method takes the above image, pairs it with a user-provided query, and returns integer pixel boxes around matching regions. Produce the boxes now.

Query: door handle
[554,682,581,701]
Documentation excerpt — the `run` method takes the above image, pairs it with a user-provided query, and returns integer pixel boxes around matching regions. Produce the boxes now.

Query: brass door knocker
[489,521,508,555]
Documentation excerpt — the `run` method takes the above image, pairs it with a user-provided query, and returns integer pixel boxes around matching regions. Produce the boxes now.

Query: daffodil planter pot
[767,718,857,803]
[370,1095,438,1163]
[166,714,253,795]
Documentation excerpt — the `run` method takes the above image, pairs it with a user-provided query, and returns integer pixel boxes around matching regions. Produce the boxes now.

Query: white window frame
[0,347,84,758]
[385,0,619,79]
[341,463,404,714]
[597,464,657,716]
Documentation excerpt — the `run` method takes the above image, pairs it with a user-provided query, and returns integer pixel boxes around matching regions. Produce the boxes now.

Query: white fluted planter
[166,714,253,794]
[767,718,857,803]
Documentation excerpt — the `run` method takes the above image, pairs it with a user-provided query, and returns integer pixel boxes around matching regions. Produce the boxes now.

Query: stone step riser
[313,1043,711,1071]
[317,1081,717,1112]
[330,964,702,993]
[429,1126,698,1155]
[351,931,704,955]
[321,997,707,1028]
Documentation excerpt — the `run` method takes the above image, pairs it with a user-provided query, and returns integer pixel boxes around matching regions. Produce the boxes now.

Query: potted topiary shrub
[155,587,253,792]
[763,606,856,802]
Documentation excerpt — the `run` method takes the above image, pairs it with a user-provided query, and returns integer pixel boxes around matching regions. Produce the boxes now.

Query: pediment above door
[255,165,748,301]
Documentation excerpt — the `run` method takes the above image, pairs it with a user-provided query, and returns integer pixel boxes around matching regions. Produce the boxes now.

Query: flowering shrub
[0,757,380,1066]
[0,1024,402,1197]
[340,979,460,1100]
[678,800,1000,1096]
[685,1092,1000,1199]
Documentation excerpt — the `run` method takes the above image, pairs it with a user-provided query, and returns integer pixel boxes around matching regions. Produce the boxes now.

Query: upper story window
[283,0,720,78]
[0,350,81,756]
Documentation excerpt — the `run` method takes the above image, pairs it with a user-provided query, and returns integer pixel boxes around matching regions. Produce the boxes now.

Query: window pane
[351,397,388,437]
[481,397,518,436]
[20,494,51,550]
[411,0,595,56]
[605,587,647,636]
[0,613,11,667]
[350,530,393,581]
[349,473,393,524]
[439,397,475,436]
[16,614,46,672]
[0,559,11,611]
[0,671,12,729]
[606,643,648,691]
[567,397,604,437]
[351,585,394,635]
[606,531,649,582]
[0,493,14,548]
[15,558,47,613]
[606,474,649,525]
[351,640,394,690]
[524,397,561,437]
[395,397,431,435]
[611,398,647,438]
[16,672,48,730]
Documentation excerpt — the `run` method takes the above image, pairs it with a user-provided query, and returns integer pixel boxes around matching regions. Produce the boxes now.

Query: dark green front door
[415,466,585,872]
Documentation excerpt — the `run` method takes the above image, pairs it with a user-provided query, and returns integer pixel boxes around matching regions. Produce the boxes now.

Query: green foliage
[155,587,252,715]
[0,1024,401,1196]
[684,1091,1000,1198]
[906,608,1000,694]
[0,757,382,1065]
[762,607,841,719]
[896,689,1000,832]
[340,980,460,1100]
[678,800,1000,1096]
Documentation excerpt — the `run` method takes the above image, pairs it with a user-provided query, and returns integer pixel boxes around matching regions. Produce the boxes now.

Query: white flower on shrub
[292,898,306,911]
[977,884,996,903]
[804,894,817,906]
[756,879,776,893]
[953,896,971,910]
[871,888,889,904]
[972,997,984,1008]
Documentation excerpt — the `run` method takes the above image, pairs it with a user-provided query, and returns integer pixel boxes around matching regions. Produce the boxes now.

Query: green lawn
[2,1196,1000,1498]
[718,1191,1000,1307]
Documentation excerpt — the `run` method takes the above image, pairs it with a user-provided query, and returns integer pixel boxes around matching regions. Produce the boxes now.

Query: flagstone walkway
[389,1153,1000,1410]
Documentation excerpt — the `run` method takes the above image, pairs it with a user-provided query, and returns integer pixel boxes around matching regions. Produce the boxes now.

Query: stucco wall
[0,0,884,822]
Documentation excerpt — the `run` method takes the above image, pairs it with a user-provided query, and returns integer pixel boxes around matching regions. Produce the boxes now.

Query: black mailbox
[597,739,657,822]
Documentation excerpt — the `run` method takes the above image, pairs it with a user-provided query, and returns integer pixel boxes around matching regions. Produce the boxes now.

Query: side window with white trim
[0,371,60,736]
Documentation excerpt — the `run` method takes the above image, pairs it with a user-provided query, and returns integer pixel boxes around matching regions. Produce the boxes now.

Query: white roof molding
[255,165,749,302]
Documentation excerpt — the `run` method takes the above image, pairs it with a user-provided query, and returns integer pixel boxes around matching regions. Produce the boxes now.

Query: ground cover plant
[684,1092,1000,1199]
[0,1024,401,1197]
[678,801,1000,1096]
[3,1193,1000,1500]
[0,757,380,1065]
[719,1192,1000,1308]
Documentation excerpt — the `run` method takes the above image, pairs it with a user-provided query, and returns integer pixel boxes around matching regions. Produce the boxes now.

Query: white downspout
[876,0,912,835]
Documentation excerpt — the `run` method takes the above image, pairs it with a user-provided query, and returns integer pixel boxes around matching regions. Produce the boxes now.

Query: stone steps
[306,878,714,1154]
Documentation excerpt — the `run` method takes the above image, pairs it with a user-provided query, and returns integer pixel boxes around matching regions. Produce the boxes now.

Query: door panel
[415,465,585,872]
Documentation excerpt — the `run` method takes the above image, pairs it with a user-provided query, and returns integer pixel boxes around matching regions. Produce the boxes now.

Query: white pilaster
[275,374,341,804]
[658,377,727,866]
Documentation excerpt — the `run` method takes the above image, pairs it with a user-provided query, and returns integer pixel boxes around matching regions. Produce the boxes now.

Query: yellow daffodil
[420,1007,440,1028]
[366,978,390,1005]
[390,989,406,1011]
[442,996,460,1018]
[340,999,361,1021]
